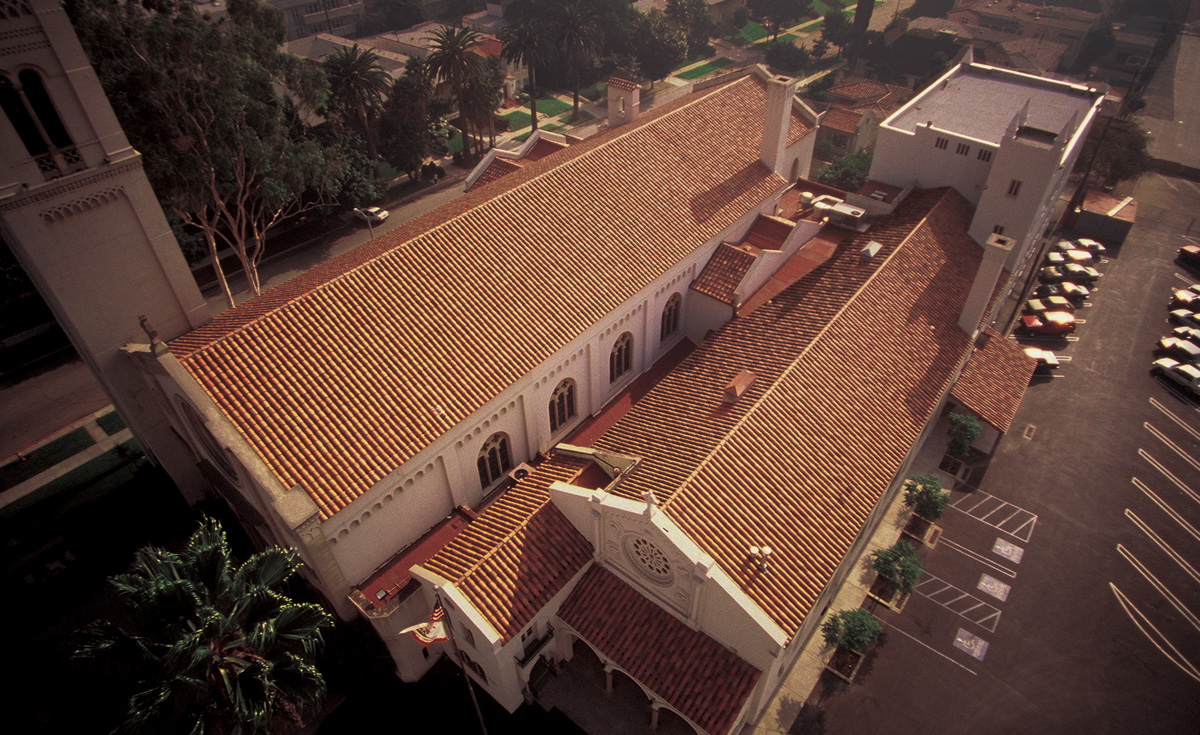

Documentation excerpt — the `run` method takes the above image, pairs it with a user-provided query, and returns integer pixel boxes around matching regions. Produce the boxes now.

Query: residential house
[809,76,910,162]
[948,0,1102,68]
[287,33,411,80]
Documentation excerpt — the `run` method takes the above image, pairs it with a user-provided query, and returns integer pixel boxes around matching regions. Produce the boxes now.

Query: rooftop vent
[861,241,883,261]
[870,190,889,201]
[723,370,757,404]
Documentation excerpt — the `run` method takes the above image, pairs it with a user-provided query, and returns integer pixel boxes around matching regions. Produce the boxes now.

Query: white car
[355,206,389,224]
[1073,237,1106,256]
[1152,357,1200,397]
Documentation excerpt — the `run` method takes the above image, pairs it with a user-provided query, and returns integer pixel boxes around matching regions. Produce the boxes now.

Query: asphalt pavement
[791,171,1200,735]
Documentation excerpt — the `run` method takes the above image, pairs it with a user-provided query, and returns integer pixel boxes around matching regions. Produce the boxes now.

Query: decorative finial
[139,315,158,345]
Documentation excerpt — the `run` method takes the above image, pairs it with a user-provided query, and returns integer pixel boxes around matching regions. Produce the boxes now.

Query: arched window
[476,432,513,489]
[548,378,577,433]
[660,293,682,342]
[609,332,633,384]
[0,70,81,179]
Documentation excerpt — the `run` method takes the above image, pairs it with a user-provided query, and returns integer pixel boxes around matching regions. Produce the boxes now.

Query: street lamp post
[353,207,375,240]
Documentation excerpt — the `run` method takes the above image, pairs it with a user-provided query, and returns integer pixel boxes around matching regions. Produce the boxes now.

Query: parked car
[1155,337,1200,362]
[1171,289,1200,308]
[1174,326,1200,344]
[1017,310,1076,336]
[1169,309,1200,328]
[1040,266,1069,283]
[1178,245,1200,269]
[1024,346,1060,373]
[1059,282,1090,301]
[1152,357,1200,398]
[1062,263,1101,282]
[1024,296,1076,314]
[355,206,389,224]
[1073,238,1107,256]
[1062,249,1094,265]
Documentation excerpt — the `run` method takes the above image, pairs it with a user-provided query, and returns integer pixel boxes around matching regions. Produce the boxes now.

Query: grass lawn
[504,109,532,131]
[733,22,768,45]
[96,411,126,436]
[676,56,736,80]
[579,82,606,102]
[812,0,835,15]
[574,109,595,123]
[532,96,571,116]
[1,427,95,491]
[756,33,798,45]
[446,127,463,155]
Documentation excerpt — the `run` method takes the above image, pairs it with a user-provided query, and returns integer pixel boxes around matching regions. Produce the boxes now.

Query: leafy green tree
[903,473,950,521]
[906,0,954,19]
[425,25,487,158]
[812,36,830,58]
[323,44,392,161]
[500,18,553,132]
[850,0,874,58]
[665,0,716,56]
[821,10,853,55]
[946,412,982,460]
[813,150,873,191]
[379,56,450,180]
[74,518,334,735]
[1077,117,1151,187]
[462,56,507,149]
[555,0,604,120]
[70,0,356,306]
[763,38,811,72]
[749,0,812,40]
[821,608,883,652]
[634,10,688,82]
[871,540,923,594]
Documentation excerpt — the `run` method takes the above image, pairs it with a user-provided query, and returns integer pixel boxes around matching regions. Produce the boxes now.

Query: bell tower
[0,0,211,487]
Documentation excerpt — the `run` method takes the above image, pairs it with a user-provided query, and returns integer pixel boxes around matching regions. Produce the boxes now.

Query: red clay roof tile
[691,244,757,304]
[168,74,791,519]
[950,329,1036,432]
[557,565,760,735]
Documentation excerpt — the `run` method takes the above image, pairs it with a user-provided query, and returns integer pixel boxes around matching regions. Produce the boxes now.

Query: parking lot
[793,173,1200,735]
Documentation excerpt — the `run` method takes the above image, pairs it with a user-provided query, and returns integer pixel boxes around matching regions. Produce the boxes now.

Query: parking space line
[1131,478,1200,543]
[1143,423,1200,474]
[950,491,1038,542]
[1126,509,1200,586]
[1151,397,1200,443]
[881,621,979,675]
[1138,449,1200,508]
[940,537,1018,579]
[915,574,1003,632]
[1118,544,1200,632]
[1110,583,1200,685]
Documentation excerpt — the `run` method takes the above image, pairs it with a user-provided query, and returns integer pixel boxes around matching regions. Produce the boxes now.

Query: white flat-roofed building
[869,49,1105,273]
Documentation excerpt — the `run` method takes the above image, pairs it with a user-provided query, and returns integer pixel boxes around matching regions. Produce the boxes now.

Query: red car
[1017,311,1076,336]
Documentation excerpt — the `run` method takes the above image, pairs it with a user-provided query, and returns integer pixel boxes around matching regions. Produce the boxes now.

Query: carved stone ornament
[622,534,674,587]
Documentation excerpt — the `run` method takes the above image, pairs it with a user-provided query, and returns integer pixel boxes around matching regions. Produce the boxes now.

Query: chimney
[607,77,641,127]
[759,75,798,176]
[958,233,1014,335]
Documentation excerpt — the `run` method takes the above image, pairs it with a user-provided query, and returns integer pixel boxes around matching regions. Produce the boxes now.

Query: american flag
[401,602,449,645]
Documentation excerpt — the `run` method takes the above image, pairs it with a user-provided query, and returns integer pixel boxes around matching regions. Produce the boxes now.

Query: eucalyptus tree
[500,18,552,132]
[74,518,334,735]
[323,44,392,160]
[380,56,451,179]
[70,0,354,306]
[554,0,603,120]
[425,25,486,158]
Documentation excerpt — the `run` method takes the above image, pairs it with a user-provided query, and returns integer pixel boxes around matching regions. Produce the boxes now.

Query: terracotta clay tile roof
[950,329,1036,433]
[557,565,761,735]
[608,76,640,91]
[787,103,815,145]
[822,107,863,135]
[471,157,523,189]
[595,188,984,637]
[523,138,568,162]
[422,451,594,641]
[743,214,792,251]
[691,244,757,305]
[168,74,790,519]
[828,77,910,118]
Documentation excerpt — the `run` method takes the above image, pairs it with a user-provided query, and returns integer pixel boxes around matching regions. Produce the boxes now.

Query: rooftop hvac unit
[508,462,535,482]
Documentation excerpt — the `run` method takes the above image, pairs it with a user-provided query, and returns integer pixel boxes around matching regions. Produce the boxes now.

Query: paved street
[791,172,1200,735]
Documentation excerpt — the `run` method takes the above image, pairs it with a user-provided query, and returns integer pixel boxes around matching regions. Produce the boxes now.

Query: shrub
[815,139,836,159]
[763,39,810,72]
[946,412,982,460]
[871,540,922,594]
[732,6,750,29]
[903,473,949,521]
[821,608,883,652]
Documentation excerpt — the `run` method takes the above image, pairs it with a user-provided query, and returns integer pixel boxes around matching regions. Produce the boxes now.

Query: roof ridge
[661,189,953,511]
[171,78,748,358]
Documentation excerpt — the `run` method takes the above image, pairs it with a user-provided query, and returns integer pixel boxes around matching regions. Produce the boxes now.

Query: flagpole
[434,589,489,735]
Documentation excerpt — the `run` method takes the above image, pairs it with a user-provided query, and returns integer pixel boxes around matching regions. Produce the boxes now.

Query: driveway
[791,172,1200,734]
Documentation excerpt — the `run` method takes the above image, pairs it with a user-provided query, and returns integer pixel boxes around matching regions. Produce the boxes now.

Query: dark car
[1179,245,1200,269]
[1032,282,1090,301]
[1062,263,1101,282]
[1155,337,1200,362]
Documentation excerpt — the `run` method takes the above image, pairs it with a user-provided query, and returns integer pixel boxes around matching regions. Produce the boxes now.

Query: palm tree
[500,18,551,132]
[74,518,333,735]
[425,25,485,159]
[554,0,602,121]
[323,44,392,161]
